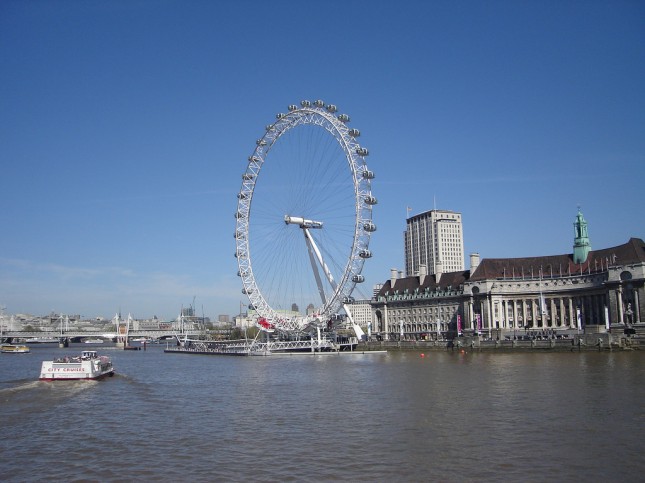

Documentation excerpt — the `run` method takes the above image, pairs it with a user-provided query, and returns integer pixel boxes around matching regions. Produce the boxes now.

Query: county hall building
[371,210,644,340]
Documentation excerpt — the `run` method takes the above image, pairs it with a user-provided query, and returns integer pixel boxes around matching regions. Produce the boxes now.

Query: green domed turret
[573,208,591,264]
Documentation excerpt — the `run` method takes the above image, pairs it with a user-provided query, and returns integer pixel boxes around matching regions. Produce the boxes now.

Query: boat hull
[39,369,114,381]
[39,351,114,381]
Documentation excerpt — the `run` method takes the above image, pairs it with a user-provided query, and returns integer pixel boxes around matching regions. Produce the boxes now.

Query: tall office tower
[404,209,465,276]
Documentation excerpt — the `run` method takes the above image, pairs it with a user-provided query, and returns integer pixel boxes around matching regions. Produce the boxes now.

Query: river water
[1,344,643,482]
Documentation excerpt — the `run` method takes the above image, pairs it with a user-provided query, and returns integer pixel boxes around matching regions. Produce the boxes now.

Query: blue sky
[1,1,643,320]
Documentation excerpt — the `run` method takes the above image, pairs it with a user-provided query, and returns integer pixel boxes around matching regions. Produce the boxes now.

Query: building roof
[407,208,461,221]
[376,270,470,297]
[375,238,645,297]
[469,237,645,281]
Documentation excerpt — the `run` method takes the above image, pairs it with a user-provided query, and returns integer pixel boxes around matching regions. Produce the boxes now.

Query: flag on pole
[476,313,482,335]
[457,314,462,336]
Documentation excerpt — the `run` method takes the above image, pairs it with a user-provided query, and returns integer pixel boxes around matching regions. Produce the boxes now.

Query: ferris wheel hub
[284,215,323,229]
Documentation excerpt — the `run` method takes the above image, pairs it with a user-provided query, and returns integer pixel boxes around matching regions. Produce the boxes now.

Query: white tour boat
[39,350,115,381]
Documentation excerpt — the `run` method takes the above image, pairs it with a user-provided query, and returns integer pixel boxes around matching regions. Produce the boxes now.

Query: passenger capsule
[348,128,360,137]
[352,275,365,283]
[276,113,285,119]
[234,211,245,219]
[343,296,355,304]
[237,192,247,199]
[248,155,261,163]
[362,170,375,179]
[234,231,245,239]
[364,195,378,205]
[242,173,255,180]
[356,147,369,156]
[326,104,337,113]
[256,139,267,146]
[314,99,325,107]
[266,125,275,131]
[288,104,298,111]
[338,114,350,123]
[248,304,255,310]
[363,222,377,232]
[359,249,372,258]
[301,100,311,107]
[242,288,253,295]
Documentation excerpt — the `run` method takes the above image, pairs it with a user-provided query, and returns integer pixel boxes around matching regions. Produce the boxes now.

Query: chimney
[435,260,443,284]
[470,253,480,273]
[419,264,427,285]
[390,268,398,287]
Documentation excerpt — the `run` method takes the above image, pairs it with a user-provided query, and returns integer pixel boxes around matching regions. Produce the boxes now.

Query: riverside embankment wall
[359,333,643,352]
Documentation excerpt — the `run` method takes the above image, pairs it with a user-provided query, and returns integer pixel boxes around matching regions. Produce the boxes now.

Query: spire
[573,207,591,264]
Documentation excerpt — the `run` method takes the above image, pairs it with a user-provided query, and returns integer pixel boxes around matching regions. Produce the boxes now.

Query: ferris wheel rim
[235,100,375,331]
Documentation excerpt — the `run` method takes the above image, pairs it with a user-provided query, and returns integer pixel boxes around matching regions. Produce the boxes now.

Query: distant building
[346,299,373,330]
[136,316,163,330]
[234,308,301,329]
[234,312,255,329]
[218,314,230,323]
[306,303,315,316]
[404,209,464,277]
[373,210,644,340]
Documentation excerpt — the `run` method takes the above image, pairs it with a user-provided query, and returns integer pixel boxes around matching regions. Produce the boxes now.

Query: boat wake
[0,378,99,401]
[0,379,42,394]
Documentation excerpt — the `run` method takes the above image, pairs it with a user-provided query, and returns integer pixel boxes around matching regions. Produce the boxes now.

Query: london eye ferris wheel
[235,100,376,333]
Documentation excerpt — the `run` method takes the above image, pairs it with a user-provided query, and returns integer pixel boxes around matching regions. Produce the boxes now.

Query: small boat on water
[1,344,31,354]
[39,350,115,381]
[130,337,150,344]
[83,338,104,344]
[25,337,59,344]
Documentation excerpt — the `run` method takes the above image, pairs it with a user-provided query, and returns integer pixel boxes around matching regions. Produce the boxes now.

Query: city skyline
[1,2,643,319]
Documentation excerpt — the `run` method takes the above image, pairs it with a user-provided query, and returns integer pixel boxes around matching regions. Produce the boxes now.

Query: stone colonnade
[466,293,609,330]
